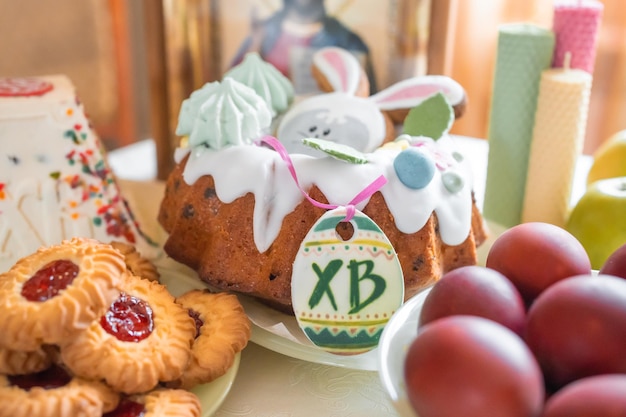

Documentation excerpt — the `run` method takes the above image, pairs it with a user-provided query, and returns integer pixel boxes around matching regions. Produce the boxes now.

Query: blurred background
[0,0,624,174]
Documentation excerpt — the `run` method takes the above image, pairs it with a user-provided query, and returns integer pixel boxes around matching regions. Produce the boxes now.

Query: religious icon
[215,0,432,94]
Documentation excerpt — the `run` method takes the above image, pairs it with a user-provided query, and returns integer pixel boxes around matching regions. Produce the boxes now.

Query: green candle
[483,23,555,228]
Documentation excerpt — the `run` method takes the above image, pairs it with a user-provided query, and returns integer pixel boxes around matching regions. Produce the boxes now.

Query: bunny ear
[369,75,466,116]
[311,47,362,96]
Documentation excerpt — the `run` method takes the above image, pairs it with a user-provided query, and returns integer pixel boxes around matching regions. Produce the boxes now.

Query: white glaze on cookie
[370,76,466,111]
[311,47,361,95]
[276,93,386,156]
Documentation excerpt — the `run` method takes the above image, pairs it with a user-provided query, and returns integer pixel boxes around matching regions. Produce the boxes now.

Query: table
[108,136,592,417]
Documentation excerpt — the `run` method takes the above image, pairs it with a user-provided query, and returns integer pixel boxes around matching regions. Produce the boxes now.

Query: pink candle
[552,0,604,73]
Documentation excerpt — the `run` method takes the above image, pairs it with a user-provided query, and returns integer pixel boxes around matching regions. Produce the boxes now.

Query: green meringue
[225,52,294,116]
[175,81,220,136]
[188,78,272,149]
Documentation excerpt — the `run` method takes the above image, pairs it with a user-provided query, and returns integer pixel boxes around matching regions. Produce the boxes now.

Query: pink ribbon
[259,136,387,222]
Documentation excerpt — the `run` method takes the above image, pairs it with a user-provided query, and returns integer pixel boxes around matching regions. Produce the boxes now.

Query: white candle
[522,53,592,226]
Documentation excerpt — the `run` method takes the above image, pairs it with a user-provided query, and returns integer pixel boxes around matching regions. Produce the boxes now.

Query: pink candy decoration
[260,136,387,222]
[552,0,603,73]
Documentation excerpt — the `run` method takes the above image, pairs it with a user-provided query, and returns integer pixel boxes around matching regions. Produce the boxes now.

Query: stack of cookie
[0,237,251,417]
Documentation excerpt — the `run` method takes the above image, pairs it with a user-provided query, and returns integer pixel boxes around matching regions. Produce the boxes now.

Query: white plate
[157,257,379,371]
[243,298,379,371]
[376,219,507,417]
[377,288,431,417]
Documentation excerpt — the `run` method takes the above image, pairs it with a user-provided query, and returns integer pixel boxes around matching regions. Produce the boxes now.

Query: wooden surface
[143,0,174,181]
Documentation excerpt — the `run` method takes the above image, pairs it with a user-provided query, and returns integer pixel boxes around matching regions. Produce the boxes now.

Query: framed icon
[212,0,433,94]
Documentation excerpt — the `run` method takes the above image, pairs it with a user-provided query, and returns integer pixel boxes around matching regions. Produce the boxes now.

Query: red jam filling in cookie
[8,364,72,391]
[21,260,80,302]
[101,293,154,342]
[104,399,146,417]
[188,309,203,338]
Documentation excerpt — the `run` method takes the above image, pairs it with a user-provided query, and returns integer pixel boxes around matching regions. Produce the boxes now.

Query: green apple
[566,176,626,269]
[587,130,626,185]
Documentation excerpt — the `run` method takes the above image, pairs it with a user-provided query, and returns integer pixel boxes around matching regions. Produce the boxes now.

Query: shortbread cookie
[0,346,52,375]
[0,363,119,417]
[105,389,201,417]
[172,290,251,389]
[0,238,126,351]
[61,274,195,394]
[110,241,160,282]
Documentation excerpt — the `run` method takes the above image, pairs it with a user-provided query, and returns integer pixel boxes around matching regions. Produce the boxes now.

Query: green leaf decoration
[302,138,369,164]
[402,92,454,140]
[49,171,61,180]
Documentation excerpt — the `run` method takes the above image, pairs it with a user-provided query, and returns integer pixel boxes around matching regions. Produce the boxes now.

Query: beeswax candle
[552,0,603,73]
[522,54,592,227]
[483,24,555,228]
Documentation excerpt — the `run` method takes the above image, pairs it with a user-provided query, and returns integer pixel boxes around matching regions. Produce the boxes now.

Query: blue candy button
[393,148,436,189]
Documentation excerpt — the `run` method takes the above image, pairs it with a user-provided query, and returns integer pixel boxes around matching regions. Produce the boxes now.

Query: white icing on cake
[175,135,474,254]
[0,75,159,272]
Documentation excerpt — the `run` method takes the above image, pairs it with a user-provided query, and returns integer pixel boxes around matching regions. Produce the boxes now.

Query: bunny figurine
[276,46,467,157]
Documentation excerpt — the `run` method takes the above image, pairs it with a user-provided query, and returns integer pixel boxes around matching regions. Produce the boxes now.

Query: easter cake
[0,75,158,273]
[158,48,487,314]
